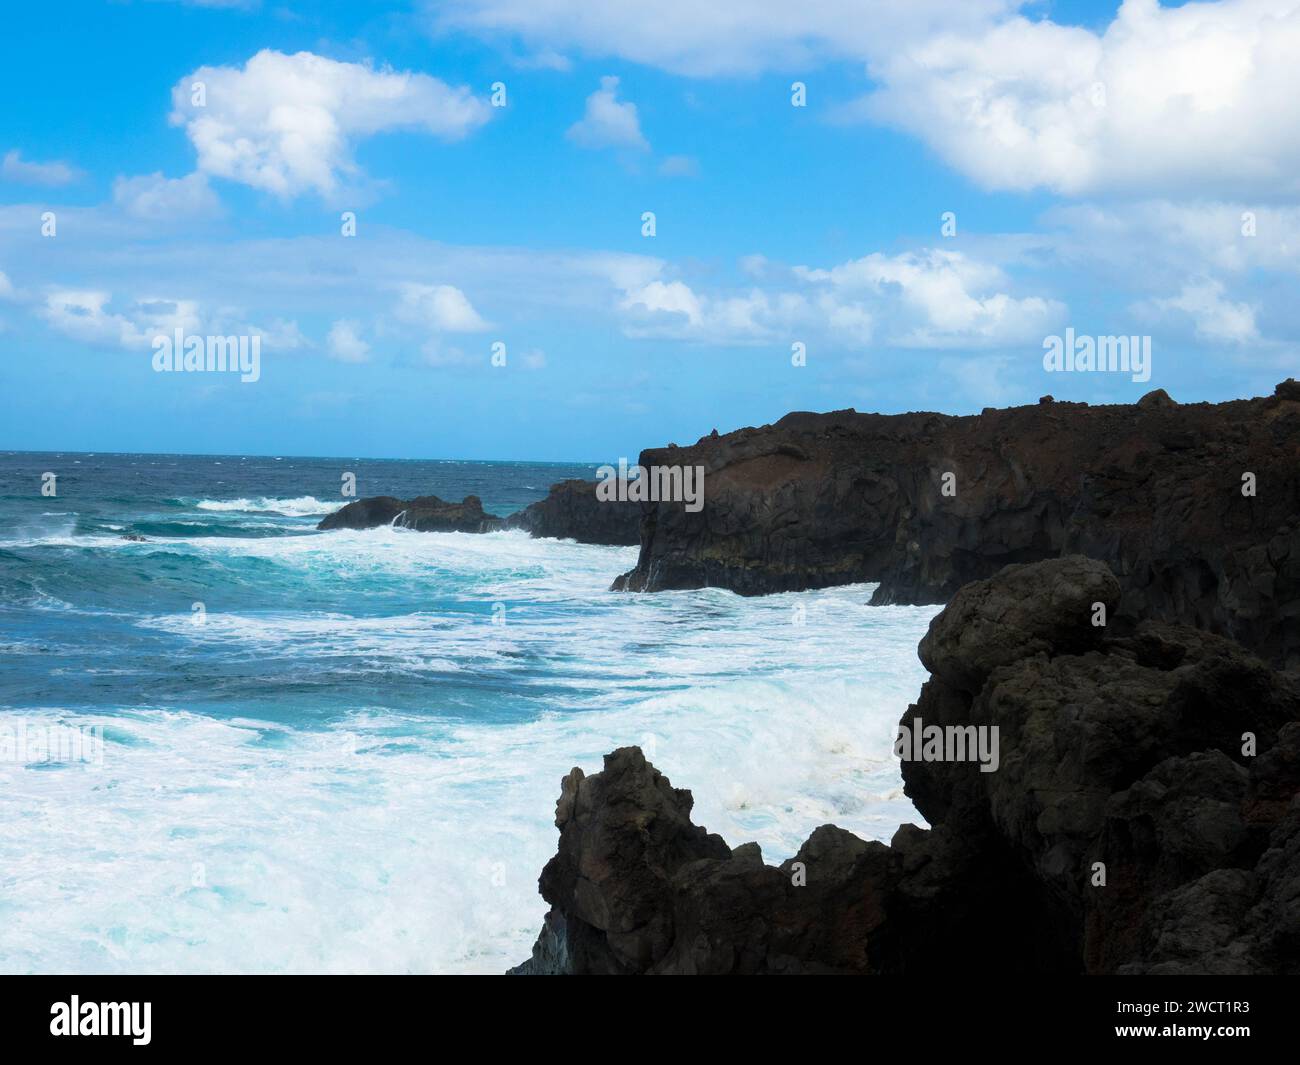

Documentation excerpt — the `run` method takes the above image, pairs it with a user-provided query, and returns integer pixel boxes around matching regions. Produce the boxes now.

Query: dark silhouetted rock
[1138,388,1177,408]
[916,554,1120,693]
[611,384,1300,668]
[514,557,1300,974]
[318,494,502,533]
[504,479,641,546]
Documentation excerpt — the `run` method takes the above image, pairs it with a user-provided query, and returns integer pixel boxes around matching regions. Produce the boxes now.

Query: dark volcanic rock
[612,383,1300,669]
[514,557,1300,974]
[316,496,404,530]
[317,494,502,533]
[509,747,731,975]
[916,553,1120,693]
[504,479,641,546]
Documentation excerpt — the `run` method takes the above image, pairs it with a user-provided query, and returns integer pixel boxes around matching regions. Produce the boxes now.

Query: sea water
[0,451,937,973]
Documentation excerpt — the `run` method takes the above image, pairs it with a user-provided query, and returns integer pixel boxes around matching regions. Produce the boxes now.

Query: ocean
[0,451,937,973]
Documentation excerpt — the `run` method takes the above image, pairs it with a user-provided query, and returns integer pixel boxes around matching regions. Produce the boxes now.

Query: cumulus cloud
[326,319,371,362]
[857,0,1300,197]
[618,248,1060,348]
[112,172,221,221]
[36,287,308,355]
[38,291,201,350]
[437,0,1300,198]
[795,250,1063,348]
[1135,279,1259,344]
[395,282,490,332]
[618,279,814,343]
[567,76,649,151]
[2,150,80,186]
[169,50,491,197]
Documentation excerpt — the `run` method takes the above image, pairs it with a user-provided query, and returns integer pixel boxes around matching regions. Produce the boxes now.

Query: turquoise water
[0,451,937,973]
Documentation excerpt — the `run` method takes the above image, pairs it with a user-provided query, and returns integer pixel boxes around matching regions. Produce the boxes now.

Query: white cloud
[260,315,310,351]
[170,50,491,198]
[2,150,80,186]
[1043,200,1300,279]
[113,172,221,221]
[619,279,811,343]
[622,280,702,324]
[326,319,371,362]
[38,291,202,350]
[438,0,1300,199]
[1136,279,1259,344]
[250,318,310,351]
[396,282,490,332]
[430,0,1012,77]
[618,247,1061,348]
[567,76,649,152]
[36,287,309,355]
[858,0,1300,197]
[800,249,1064,348]
[0,270,13,299]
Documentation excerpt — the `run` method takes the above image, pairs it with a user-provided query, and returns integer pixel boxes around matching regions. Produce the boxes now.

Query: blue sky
[1,0,1297,460]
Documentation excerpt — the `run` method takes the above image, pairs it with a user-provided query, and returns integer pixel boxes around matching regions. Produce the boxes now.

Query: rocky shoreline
[511,556,1300,974]
[312,385,1298,975]
[318,382,1300,673]
[614,381,1300,670]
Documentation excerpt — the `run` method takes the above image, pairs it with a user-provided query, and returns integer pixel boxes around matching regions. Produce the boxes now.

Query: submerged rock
[513,557,1300,974]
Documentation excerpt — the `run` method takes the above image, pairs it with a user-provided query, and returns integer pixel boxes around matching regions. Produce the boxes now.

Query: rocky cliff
[613,381,1300,670]
[504,479,641,545]
[513,556,1300,975]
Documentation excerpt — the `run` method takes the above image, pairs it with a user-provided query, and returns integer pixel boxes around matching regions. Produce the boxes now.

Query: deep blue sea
[0,450,936,973]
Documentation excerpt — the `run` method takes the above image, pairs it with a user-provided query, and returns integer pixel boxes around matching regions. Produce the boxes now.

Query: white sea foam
[0,529,938,974]
[193,496,339,517]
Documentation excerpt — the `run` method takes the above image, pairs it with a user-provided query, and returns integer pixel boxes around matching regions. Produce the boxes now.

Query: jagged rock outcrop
[613,381,1300,669]
[504,479,641,546]
[317,480,642,544]
[513,557,1300,974]
[317,494,502,533]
